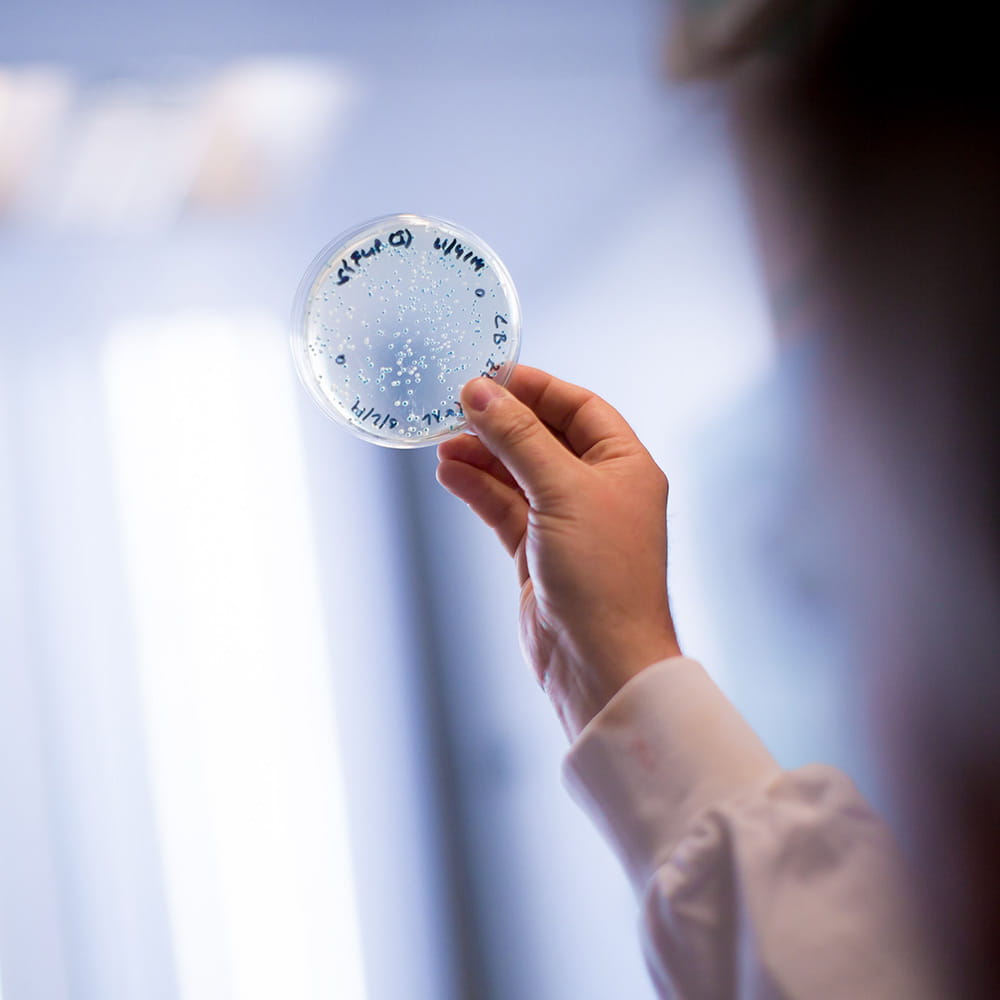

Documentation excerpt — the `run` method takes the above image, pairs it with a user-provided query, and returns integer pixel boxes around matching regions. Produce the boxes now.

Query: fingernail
[465,377,503,413]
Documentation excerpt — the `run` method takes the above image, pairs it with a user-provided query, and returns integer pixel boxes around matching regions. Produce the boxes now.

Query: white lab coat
[563,658,935,999]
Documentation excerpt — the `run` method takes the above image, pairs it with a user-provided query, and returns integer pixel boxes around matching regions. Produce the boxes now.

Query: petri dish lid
[291,213,521,448]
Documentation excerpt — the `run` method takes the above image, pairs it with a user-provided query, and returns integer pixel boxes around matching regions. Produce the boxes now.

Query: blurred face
[710,17,1000,994]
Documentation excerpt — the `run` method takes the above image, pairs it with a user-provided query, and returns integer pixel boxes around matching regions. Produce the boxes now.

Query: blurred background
[0,1,873,997]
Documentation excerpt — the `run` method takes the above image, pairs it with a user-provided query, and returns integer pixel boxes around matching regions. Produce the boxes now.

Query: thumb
[461,376,576,504]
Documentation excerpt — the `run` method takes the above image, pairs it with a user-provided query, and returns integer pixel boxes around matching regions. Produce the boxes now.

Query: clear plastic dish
[291,214,521,448]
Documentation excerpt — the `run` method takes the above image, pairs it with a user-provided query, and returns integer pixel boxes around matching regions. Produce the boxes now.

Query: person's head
[673,1,1000,992]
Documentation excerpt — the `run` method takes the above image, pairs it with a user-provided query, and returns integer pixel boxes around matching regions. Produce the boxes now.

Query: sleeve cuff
[561,656,781,896]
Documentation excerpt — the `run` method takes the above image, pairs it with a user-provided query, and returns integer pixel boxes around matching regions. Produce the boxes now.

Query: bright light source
[192,59,357,210]
[102,310,367,1000]
[1,60,356,230]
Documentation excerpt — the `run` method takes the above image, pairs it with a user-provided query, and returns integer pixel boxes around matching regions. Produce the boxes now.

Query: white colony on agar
[291,214,521,448]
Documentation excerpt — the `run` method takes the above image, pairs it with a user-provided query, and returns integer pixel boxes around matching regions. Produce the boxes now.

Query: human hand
[436,366,681,740]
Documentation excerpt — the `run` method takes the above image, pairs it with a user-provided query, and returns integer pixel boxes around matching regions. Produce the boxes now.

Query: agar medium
[291,214,521,447]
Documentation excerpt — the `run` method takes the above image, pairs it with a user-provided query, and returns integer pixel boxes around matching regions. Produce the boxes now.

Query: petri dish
[291,213,521,448]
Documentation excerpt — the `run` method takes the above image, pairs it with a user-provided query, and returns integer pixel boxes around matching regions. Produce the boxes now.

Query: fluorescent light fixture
[1,59,356,230]
[191,59,357,210]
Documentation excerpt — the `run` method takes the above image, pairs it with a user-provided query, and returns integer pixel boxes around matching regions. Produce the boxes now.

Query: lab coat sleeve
[562,657,933,999]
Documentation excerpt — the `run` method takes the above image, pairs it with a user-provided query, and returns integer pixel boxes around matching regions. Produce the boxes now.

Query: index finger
[503,365,641,461]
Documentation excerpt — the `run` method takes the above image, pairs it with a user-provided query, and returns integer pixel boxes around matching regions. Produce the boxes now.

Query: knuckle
[644,463,669,498]
[501,405,542,449]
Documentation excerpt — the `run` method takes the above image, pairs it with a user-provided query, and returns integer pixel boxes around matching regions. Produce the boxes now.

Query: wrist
[548,629,682,741]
